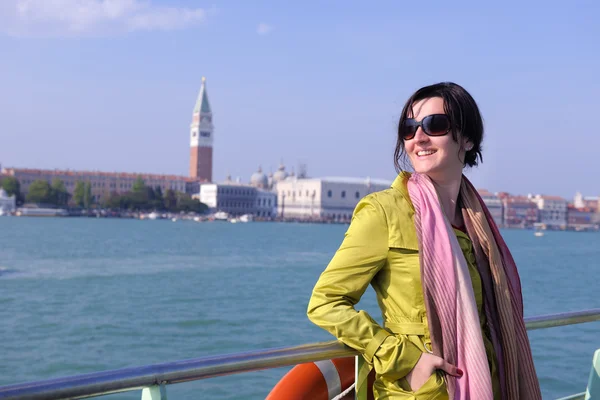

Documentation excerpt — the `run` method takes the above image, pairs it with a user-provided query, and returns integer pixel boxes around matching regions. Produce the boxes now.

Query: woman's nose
[413,126,429,143]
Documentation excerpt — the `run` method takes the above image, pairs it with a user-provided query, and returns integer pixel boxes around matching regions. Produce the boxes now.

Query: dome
[272,162,288,182]
[250,166,268,188]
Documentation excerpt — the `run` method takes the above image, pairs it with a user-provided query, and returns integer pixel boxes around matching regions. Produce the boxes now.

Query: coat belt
[384,321,426,335]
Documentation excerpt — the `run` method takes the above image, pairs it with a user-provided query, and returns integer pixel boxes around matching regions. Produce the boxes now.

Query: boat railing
[1,309,599,400]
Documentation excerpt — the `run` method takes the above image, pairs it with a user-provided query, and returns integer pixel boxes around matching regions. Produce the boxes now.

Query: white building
[255,189,277,218]
[199,182,276,219]
[0,188,16,214]
[276,176,391,221]
[531,194,568,229]
[574,192,600,212]
[478,189,503,227]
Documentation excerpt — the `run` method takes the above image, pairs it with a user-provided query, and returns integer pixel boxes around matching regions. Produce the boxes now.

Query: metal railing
[1,309,599,400]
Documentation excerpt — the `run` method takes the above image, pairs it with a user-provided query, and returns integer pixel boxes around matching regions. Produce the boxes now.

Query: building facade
[567,205,596,231]
[189,77,214,182]
[574,192,600,213]
[502,196,539,228]
[276,177,391,221]
[531,195,568,229]
[199,183,277,218]
[255,189,277,218]
[478,189,503,227]
[1,167,190,203]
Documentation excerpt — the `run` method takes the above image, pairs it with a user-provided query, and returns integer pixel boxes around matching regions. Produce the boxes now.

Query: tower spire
[193,77,211,114]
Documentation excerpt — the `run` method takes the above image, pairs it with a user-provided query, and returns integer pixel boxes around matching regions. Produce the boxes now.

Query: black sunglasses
[400,114,451,140]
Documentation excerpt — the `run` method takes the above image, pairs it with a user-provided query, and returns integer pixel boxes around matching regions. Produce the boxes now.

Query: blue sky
[1,0,598,198]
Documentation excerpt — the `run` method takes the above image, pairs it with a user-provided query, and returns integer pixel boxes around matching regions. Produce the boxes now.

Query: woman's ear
[463,140,474,151]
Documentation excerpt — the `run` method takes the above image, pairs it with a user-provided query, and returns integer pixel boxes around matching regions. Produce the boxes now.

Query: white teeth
[417,150,436,156]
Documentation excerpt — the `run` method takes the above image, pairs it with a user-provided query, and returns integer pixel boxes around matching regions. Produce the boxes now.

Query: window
[341,191,346,198]
[355,191,360,199]
[200,131,211,137]
[327,190,332,198]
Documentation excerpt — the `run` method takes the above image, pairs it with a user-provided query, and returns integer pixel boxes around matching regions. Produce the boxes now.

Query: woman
[307,82,541,399]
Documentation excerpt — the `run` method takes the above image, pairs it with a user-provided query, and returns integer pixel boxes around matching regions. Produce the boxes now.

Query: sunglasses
[400,114,451,140]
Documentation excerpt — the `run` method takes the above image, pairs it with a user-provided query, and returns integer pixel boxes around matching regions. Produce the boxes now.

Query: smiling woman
[307,82,542,399]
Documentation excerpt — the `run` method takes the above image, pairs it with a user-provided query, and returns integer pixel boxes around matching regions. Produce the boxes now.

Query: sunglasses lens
[401,119,418,140]
[423,114,450,136]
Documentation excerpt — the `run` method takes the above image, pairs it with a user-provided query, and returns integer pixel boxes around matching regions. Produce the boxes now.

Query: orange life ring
[266,357,375,400]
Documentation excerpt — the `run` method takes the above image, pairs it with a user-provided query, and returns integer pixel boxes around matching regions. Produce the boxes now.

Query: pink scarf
[407,173,541,400]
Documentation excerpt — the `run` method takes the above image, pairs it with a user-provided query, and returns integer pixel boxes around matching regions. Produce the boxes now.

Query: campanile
[189,77,214,181]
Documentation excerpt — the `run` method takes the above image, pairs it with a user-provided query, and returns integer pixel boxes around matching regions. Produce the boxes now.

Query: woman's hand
[404,353,463,391]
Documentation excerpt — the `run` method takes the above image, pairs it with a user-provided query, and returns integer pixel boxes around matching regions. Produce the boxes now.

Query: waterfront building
[198,180,276,218]
[478,189,503,227]
[531,194,568,229]
[567,205,597,231]
[1,167,192,204]
[189,77,214,182]
[0,188,16,214]
[574,192,600,212]
[275,176,391,221]
[502,195,539,228]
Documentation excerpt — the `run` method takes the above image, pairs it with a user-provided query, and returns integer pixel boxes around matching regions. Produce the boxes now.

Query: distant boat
[16,208,68,217]
[534,222,545,237]
[146,212,159,220]
[213,211,229,221]
[239,214,253,223]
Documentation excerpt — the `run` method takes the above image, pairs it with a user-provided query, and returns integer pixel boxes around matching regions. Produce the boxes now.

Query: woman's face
[404,97,469,182]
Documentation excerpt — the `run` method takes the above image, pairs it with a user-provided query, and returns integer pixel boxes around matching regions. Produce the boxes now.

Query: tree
[26,180,53,204]
[83,182,93,208]
[2,176,20,197]
[102,192,122,210]
[164,189,177,211]
[73,181,85,207]
[176,193,208,214]
[132,176,146,193]
[153,186,164,210]
[129,176,149,210]
[1,176,23,205]
[51,179,69,206]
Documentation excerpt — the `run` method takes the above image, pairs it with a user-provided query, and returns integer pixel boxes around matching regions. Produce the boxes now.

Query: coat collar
[391,171,415,211]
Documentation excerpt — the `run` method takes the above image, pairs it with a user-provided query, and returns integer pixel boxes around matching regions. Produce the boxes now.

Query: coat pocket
[374,370,448,400]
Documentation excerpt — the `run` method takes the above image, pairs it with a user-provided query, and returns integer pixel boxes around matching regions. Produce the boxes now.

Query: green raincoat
[307,172,499,399]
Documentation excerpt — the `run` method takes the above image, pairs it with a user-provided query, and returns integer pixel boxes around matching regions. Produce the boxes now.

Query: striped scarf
[407,173,541,400]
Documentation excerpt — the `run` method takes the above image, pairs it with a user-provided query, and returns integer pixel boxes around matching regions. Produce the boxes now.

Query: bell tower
[189,77,214,181]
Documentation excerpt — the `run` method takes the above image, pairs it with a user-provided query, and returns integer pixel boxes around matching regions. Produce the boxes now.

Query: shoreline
[3,209,599,232]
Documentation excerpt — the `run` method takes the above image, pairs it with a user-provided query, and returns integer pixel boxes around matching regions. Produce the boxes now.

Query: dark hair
[394,82,483,172]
